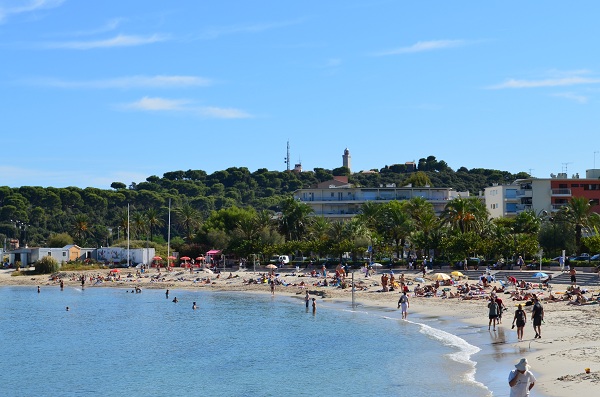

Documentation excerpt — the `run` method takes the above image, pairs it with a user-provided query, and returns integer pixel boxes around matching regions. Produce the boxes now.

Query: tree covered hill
[0,155,528,248]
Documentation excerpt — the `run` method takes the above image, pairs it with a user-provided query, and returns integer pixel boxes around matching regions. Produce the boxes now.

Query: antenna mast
[284,140,291,171]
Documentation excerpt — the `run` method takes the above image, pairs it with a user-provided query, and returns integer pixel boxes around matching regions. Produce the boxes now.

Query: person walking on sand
[488,296,499,331]
[512,304,527,341]
[508,358,536,396]
[304,291,310,309]
[397,291,410,319]
[532,295,544,339]
[495,295,506,324]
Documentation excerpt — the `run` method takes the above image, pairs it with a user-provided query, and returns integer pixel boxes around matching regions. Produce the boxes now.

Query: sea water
[0,287,495,397]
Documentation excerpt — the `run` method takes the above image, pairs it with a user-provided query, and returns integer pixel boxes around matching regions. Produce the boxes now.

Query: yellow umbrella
[431,273,450,281]
[451,271,464,277]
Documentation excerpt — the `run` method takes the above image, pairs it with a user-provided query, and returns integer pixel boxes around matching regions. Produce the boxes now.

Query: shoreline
[2,267,599,396]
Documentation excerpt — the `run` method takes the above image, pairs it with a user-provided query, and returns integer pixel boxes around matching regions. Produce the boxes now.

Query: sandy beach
[2,266,599,396]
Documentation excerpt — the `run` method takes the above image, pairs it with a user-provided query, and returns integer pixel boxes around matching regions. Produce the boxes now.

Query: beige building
[294,180,468,220]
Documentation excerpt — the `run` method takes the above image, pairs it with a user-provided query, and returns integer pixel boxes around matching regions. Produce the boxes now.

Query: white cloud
[488,76,600,89]
[46,33,168,49]
[0,0,64,23]
[121,97,253,119]
[198,107,252,119]
[32,75,212,89]
[124,97,190,111]
[69,18,124,37]
[551,92,589,104]
[198,19,303,40]
[372,39,467,56]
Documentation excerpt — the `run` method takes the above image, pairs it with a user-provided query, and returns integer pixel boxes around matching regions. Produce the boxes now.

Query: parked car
[590,254,600,261]
[572,253,590,261]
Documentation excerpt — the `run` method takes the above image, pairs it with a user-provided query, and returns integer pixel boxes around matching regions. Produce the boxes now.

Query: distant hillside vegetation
[0,155,528,248]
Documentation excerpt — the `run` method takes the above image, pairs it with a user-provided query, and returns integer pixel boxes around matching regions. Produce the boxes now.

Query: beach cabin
[205,249,222,266]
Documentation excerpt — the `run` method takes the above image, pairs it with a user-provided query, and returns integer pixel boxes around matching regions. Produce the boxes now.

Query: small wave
[409,319,492,395]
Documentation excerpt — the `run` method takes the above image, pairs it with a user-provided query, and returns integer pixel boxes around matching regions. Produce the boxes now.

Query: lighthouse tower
[342,148,351,173]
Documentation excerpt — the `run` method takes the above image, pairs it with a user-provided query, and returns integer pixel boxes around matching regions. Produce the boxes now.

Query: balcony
[515,189,533,197]
[552,203,568,211]
[551,188,572,197]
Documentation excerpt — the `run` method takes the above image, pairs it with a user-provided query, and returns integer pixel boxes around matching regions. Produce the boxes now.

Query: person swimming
[172,297,178,303]
[192,302,197,310]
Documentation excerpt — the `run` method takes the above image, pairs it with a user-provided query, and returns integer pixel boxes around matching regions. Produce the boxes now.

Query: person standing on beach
[495,295,506,324]
[508,358,536,396]
[165,289,169,299]
[517,256,525,271]
[532,295,544,338]
[512,304,527,341]
[270,277,275,295]
[488,296,499,331]
[570,267,577,287]
[311,298,316,313]
[397,291,409,319]
[304,291,310,308]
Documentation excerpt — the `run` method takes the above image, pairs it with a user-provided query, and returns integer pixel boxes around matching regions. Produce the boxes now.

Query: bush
[33,256,60,274]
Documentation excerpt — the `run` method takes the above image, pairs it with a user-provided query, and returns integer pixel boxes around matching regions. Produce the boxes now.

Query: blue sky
[2,0,600,189]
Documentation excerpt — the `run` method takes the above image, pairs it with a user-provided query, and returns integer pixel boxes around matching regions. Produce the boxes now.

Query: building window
[62,252,67,257]
[571,184,580,188]
[47,252,51,256]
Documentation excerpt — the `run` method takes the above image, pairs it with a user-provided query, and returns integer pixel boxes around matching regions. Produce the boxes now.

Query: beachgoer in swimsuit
[531,295,544,338]
[512,304,527,341]
[305,291,310,308]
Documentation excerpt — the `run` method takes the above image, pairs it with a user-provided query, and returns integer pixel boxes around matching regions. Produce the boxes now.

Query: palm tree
[72,214,91,245]
[560,197,596,254]
[174,202,202,242]
[278,196,313,241]
[379,201,412,259]
[131,211,148,239]
[442,197,488,234]
[145,207,164,241]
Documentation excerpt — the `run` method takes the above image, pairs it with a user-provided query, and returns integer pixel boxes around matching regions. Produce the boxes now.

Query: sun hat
[515,358,530,371]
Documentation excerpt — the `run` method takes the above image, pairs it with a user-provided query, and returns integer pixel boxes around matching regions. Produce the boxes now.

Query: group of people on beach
[488,291,544,340]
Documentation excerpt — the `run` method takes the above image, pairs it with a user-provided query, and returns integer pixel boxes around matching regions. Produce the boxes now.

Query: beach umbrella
[533,272,548,279]
[168,256,176,260]
[451,271,464,277]
[152,256,162,260]
[180,256,191,261]
[109,268,120,273]
[370,263,383,267]
[431,273,451,281]
[266,264,278,270]
[196,256,204,261]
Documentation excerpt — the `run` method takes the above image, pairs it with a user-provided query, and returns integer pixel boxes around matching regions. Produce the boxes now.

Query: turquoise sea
[0,286,523,397]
